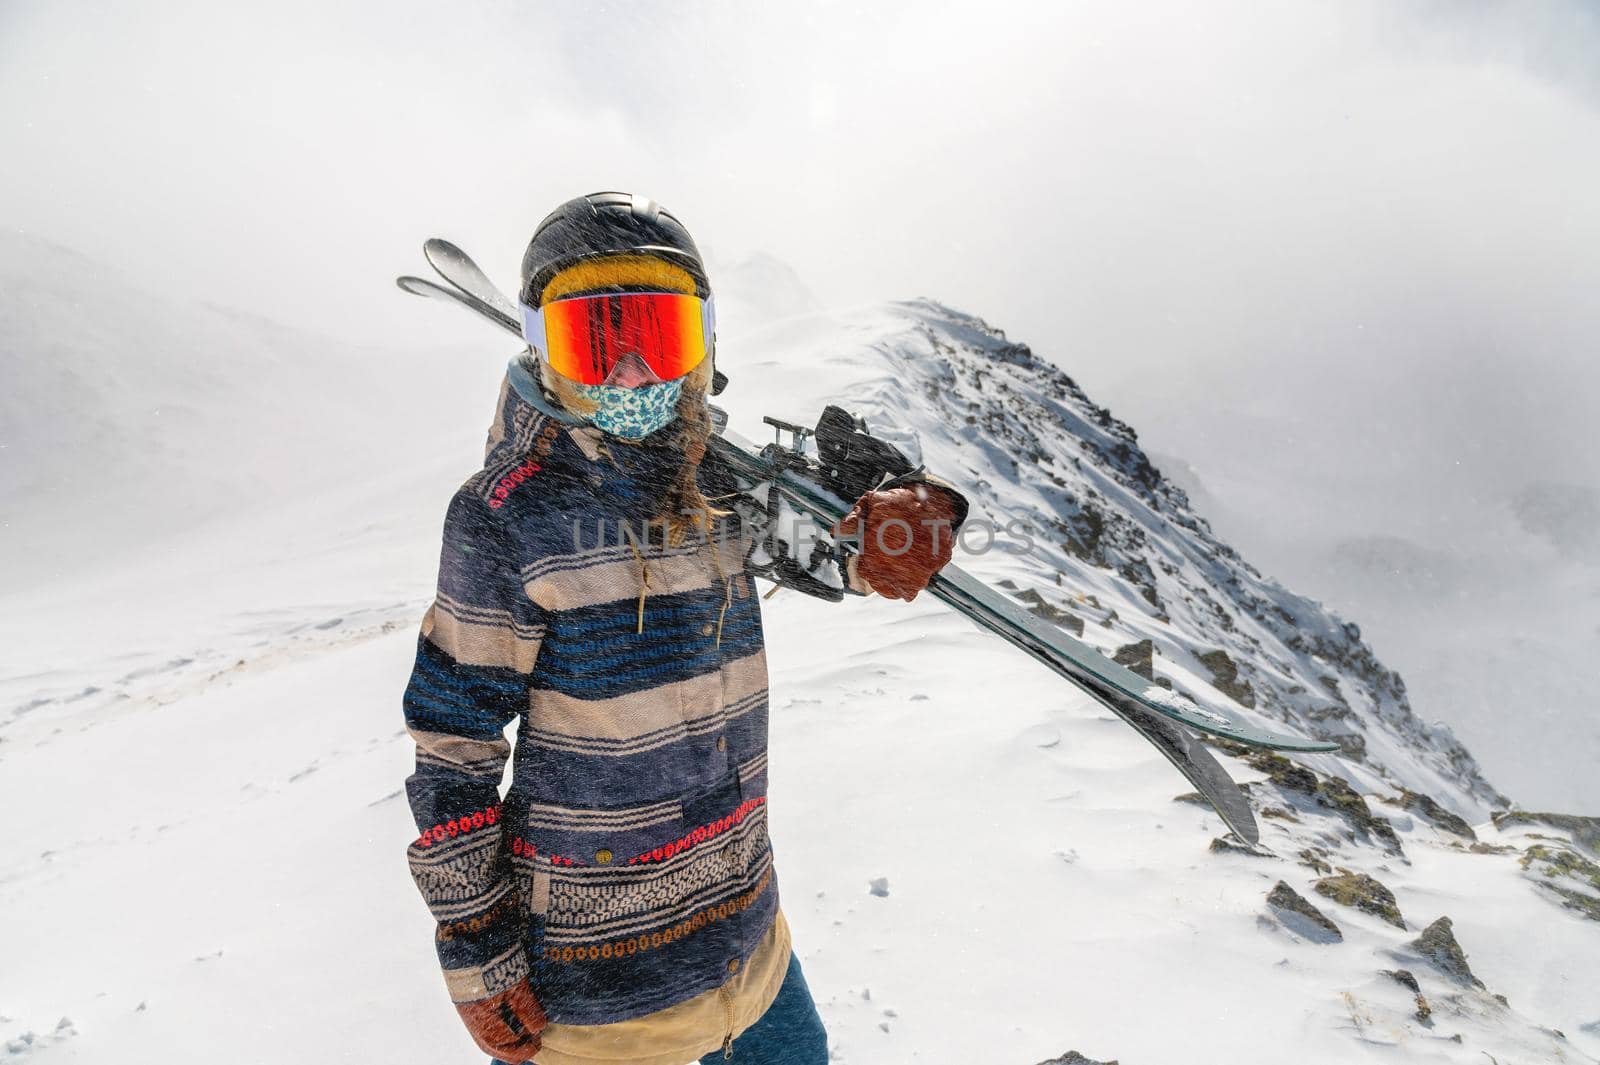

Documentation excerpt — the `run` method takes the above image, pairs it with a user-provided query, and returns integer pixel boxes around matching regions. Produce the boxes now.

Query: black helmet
[519,191,711,308]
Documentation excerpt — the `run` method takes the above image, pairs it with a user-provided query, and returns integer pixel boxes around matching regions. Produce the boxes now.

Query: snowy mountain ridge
[735,296,1503,819]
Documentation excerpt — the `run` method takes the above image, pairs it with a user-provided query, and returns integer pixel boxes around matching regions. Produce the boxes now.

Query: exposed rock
[1245,750,1319,795]
[1382,968,1420,993]
[1316,776,1404,855]
[1408,916,1483,988]
[1539,883,1600,922]
[1247,753,1403,855]
[1519,844,1600,922]
[1314,871,1405,928]
[1035,1053,1118,1065]
[1172,791,1210,807]
[1493,811,1600,856]
[1378,971,1434,1024]
[1013,588,1086,635]
[1196,648,1256,708]
[1211,836,1272,858]
[1116,558,1163,611]
[1298,848,1334,876]
[1113,638,1154,680]
[1267,881,1343,942]
[1396,788,1476,840]
[1519,844,1600,891]
[1468,841,1516,855]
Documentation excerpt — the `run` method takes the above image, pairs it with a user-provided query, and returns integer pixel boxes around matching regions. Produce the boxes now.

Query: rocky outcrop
[1244,750,1403,855]
[1196,648,1255,708]
[1407,917,1483,988]
[1396,788,1476,840]
[1314,872,1405,928]
[1267,881,1343,943]
[1494,811,1600,856]
[1113,639,1154,680]
[1519,843,1600,922]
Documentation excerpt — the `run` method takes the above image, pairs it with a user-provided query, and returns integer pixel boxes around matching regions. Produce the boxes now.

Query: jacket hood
[484,363,595,469]
[482,363,685,519]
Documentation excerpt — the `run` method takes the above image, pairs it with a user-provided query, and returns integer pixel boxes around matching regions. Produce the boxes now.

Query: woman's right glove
[455,976,548,1063]
[834,482,964,601]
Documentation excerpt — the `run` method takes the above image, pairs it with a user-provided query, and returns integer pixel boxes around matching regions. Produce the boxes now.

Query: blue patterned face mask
[573,378,685,440]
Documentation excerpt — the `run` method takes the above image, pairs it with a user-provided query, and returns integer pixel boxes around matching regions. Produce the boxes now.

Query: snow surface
[3,244,1597,1063]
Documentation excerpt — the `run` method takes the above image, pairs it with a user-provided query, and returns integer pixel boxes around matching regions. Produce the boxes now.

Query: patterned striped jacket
[402,373,809,1027]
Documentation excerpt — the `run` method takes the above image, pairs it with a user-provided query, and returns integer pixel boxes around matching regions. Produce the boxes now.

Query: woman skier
[402,191,966,1064]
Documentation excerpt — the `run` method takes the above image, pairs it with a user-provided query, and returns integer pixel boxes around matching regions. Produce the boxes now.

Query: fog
[5,1,1597,482]
[3,0,1597,808]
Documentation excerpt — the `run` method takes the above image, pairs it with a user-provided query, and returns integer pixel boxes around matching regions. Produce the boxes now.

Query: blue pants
[698,951,827,1064]
[493,951,827,1065]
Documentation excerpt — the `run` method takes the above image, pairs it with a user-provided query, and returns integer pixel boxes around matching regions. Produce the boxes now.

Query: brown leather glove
[455,977,547,1063]
[835,483,961,601]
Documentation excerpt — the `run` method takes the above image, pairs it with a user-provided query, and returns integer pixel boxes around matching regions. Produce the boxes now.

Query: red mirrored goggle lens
[520,291,713,386]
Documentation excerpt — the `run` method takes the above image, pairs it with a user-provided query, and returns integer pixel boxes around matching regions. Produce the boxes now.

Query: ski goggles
[519,290,715,387]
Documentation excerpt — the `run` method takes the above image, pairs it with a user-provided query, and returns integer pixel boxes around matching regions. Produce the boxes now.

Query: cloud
[3,0,1597,516]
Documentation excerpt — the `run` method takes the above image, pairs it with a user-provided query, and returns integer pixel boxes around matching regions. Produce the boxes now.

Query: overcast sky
[6,0,1599,529]
[4,0,1599,520]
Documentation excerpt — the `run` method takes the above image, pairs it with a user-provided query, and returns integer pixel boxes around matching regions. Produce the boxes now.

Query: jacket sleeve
[402,487,545,1004]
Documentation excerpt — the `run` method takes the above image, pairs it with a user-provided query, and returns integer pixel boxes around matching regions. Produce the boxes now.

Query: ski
[424,238,523,323]
[396,274,520,333]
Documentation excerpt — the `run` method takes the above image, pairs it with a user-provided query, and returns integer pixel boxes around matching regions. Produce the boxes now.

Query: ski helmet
[519,191,711,309]
[520,191,724,394]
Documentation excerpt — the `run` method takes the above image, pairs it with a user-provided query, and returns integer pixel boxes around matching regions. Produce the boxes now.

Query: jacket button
[594,848,613,865]
[716,735,728,752]
[700,623,715,636]
[726,958,741,974]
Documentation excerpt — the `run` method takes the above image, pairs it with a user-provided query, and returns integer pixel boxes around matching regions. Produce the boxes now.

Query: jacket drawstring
[622,524,649,635]
[706,526,732,648]
[600,440,728,643]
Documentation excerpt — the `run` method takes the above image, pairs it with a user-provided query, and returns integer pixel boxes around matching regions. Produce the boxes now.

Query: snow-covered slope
[2,254,1596,1064]
[0,232,484,592]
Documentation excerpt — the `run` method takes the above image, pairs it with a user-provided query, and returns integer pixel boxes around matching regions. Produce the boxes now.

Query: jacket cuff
[434,891,529,1002]
[844,554,873,596]
[441,941,531,1003]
